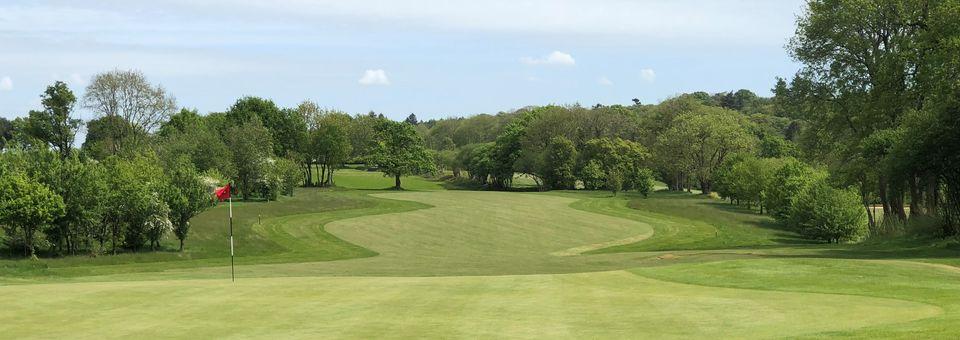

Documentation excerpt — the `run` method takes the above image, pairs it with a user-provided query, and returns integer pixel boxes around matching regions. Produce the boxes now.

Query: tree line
[2,0,960,257]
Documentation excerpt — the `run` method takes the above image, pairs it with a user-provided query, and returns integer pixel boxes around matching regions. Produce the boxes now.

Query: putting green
[0,271,938,339]
[0,190,953,338]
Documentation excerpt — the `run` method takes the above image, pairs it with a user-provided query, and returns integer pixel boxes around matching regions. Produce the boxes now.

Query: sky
[0,0,806,124]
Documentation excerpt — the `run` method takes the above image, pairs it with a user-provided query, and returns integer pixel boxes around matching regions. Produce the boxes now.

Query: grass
[325,169,446,191]
[2,171,960,338]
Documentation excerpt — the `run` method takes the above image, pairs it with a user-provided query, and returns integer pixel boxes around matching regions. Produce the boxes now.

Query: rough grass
[2,172,960,338]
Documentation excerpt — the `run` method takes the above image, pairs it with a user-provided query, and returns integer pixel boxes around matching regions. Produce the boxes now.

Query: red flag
[215,184,231,201]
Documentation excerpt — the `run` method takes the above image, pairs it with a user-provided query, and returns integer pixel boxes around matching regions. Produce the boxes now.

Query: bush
[788,181,868,243]
[628,168,655,198]
[767,158,826,221]
[580,160,605,190]
[259,158,303,200]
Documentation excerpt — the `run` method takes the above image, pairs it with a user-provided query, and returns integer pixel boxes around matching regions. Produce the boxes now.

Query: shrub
[629,168,655,198]
[788,181,868,243]
[767,158,826,221]
[580,160,605,190]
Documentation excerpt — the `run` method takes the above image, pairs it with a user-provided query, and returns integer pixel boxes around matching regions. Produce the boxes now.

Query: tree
[725,157,784,213]
[541,136,577,190]
[81,115,143,160]
[158,108,203,138]
[759,134,799,158]
[102,154,167,252]
[226,97,305,158]
[164,157,214,251]
[580,159,605,190]
[0,117,12,150]
[144,195,173,251]
[368,120,435,189]
[50,156,108,255]
[348,113,382,161]
[657,106,755,194]
[224,117,274,199]
[309,110,353,186]
[0,172,65,257]
[766,158,826,221]
[788,0,943,225]
[24,81,81,160]
[607,169,624,196]
[404,113,419,125]
[263,157,303,199]
[630,168,656,198]
[458,143,494,184]
[157,116,235,180]
[580,137,652,194]
[82,70,177,153]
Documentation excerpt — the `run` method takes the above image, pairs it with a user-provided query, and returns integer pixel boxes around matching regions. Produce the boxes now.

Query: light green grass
[0,271,938,339]
[332,169,446,191]
[3,173,960,338]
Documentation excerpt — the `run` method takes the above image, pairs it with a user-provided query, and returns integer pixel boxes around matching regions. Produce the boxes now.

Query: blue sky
[1,0,806,123]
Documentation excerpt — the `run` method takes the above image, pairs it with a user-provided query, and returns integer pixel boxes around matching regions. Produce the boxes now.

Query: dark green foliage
[606,169,624,196]
[788,182,868,243]
[580,159,605,190]
[368,120,435,189]
[224,116,274,199]
[766,159,825,221]
[308,110,353,186]
[82,115,145,160]
[0,172,65,257]
[227,96,305,158]
[580,137,653,194]
[24,81,81,160]
[164,157,214,251]
[0,117,12,150]
[458,143,494,184]
[541,136,577,190]
[758,134,798,158]
[404,113,419,125]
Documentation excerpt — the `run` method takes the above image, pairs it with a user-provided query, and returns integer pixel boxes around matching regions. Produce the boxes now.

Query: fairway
[3,183,960,338]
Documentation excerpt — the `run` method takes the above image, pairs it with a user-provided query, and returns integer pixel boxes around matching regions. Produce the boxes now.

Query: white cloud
[521,51,575,66]
[358,69,390,86]
[598,76,613,86]
[0,76,12,91]
[640,68,656,83]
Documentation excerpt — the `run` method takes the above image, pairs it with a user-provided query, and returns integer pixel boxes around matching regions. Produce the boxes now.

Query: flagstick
[229,195,235,282]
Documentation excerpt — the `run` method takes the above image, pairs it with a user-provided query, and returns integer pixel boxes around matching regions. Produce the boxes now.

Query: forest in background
[1,0,959,258]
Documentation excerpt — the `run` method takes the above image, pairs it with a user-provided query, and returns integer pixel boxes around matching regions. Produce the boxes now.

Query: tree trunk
[328,167,334,186]
[112,223,118,255]
[23,226,31,257]
[320,165,327,187]
[926,174,940,215]
[879,176,892,219]
[395,174,402,190]
[909,175,924,217]
[305,162,313,187]
[894,193,908,221]
[179,238,184,252]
